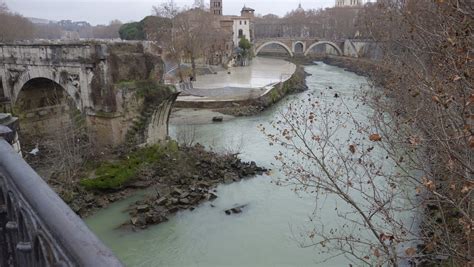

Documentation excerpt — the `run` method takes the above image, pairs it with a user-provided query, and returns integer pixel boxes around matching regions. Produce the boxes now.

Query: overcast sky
[4,0,340,25]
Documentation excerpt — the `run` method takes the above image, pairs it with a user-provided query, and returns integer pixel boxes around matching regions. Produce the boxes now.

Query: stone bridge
[254,38,344,57]
[0,42,166,145]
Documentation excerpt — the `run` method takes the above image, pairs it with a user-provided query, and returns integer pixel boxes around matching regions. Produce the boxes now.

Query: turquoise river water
[86,61,413,266]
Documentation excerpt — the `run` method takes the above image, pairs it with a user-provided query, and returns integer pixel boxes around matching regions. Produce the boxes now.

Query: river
[86,59,403,266]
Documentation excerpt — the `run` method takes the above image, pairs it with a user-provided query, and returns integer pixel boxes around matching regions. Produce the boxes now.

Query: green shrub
[119,22,145,40]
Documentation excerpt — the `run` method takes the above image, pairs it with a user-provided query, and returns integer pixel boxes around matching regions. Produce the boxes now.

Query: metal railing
[0,126,123,266]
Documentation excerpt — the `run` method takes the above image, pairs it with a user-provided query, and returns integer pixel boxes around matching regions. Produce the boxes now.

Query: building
[232,16,251,46]
[210,0,253,48]
[240,6,255,18]
[335,0,363,7]
[210,0,223,15]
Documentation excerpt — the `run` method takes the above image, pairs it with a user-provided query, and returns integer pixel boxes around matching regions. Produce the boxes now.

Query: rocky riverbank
[121,145,267,230]
[303,55,386,81]
[57,142,266,228]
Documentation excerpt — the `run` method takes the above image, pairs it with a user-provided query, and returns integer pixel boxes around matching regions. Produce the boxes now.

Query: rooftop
[241,6,255,12]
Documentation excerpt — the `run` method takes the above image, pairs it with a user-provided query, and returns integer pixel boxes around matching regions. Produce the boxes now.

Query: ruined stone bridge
[254,37,345,57]
[0,42,167,145]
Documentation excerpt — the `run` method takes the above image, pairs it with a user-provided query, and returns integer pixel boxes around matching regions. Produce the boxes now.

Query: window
[244,21,247,25]
[238,29,243,38]
[240,21,242,25]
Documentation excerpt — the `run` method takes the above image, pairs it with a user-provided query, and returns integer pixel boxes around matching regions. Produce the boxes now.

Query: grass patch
[80,141,179,191]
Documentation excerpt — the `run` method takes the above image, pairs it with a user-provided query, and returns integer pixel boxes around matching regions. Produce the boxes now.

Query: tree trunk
[190,54,196,82]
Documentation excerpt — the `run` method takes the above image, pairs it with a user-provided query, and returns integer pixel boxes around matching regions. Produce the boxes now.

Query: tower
[240,5,255,18]
[210,0,222,15]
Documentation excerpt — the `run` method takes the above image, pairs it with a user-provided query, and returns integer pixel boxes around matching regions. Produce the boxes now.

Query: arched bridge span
[254,38,343,57]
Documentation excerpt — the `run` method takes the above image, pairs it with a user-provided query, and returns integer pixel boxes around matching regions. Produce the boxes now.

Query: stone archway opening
[294,42,304,54]
[255,42,293,57]
[305,42,342,56]
[14,77,90,180]
[16,78,74,135]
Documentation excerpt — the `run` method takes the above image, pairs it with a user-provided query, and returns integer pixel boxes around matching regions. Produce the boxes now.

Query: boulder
[171,187,184,197]
[179,198,190,205]
[207,192,218,201]
[180,191,190,199]
[131,215,146,226]
[136,204,150,213]
[168,206,180,213]
[224,204,248,215]
[223,173,234,184]
[145,212,168,224]
[231,207,242,214]
[155,197,168,206]
[212,116,223,122]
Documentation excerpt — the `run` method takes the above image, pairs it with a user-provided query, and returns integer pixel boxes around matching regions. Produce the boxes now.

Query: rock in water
[212,116,223,122]
[224,204,248,215]
[231,207,242,214]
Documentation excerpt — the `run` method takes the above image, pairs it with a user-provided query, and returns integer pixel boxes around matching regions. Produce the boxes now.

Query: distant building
[295,3,304,13]
[335,0,363,7]
[210,0,223,15]
[240,6,255,18]
[232,16,251,46]
[210,0,253,48]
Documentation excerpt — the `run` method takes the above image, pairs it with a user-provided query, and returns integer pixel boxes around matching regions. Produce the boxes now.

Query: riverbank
[55,142,266,226]
[318,55,469,266]
[215,65,309,116]
[119,144,267,230]
[175,64,308,117]
[174,57,307,117]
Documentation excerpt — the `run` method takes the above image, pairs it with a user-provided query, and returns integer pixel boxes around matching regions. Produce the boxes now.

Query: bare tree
[262,0,472,265]
[0,3,35,42]
[153,0,180,19]
[354,0,473,265]
[254,6,360,40]
[0,0,8,13]
[92,20,122,39]
[176,124,197,147]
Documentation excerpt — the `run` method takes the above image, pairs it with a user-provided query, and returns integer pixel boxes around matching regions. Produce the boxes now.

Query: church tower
[210,0,222,15]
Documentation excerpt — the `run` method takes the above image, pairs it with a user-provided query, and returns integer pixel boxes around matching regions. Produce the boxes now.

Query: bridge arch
[293,41,305,54]
[255,41,294,57]
[14,77,84,139]
[12,69,82,111]
[304,41,343,56]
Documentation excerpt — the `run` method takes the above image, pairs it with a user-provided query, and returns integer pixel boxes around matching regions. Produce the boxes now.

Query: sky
[4,0,338,25]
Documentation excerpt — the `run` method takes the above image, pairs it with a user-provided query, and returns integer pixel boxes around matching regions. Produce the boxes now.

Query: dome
[295,3,304,12]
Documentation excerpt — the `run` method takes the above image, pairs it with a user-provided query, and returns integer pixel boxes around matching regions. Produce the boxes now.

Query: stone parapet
[0,113,21,155]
